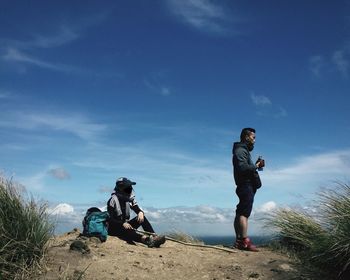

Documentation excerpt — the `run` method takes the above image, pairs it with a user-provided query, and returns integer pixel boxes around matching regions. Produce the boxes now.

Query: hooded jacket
[232,142,260,187]
[107,190,143,226]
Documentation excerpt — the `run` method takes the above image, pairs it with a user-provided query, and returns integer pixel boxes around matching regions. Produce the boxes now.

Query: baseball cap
[116,177,136,187]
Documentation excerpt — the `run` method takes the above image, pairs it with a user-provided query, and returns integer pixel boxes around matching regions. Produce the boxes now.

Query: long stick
[135,229,236,254]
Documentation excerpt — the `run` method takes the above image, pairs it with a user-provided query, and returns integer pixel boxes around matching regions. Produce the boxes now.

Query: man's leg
[239,215,248,238]
[128,216,165,248]
[234,214,248,239]
[129,216,155,233]
[234,185,258,251]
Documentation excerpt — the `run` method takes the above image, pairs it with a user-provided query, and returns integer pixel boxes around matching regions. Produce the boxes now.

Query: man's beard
[247,143,254,151]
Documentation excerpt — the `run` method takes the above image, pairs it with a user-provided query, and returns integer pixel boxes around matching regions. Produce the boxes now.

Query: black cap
[116,177,136,187]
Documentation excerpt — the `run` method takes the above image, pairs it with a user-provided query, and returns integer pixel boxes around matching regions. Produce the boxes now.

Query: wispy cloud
[48,167,71,180]
[144,79,172,96]
[309,48,349,78]
[0,19,107,75]
[31,26,79,49]
[0,89,13,99]
[332,50,349,77]
[0,111,107,140]
[251,93,271,106]
[3,48,66,71]
[167,0,239,35]
[2,47,81,73]
[0,25,79,51]
[263,149,350,191]
[309,55,324,77]
[250,93,287,118]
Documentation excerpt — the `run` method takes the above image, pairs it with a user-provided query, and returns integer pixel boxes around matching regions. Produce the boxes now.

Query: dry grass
[0,177,54,279]
[165,231,204,245]
[268,182,350,280]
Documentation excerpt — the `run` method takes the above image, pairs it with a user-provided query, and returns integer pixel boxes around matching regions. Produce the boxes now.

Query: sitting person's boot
[145,235,166,248]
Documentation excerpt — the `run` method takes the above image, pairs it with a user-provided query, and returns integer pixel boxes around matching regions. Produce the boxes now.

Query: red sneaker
[236,237,259,252]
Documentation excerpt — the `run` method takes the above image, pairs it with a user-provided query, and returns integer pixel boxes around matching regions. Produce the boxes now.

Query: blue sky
[1,0,350,236]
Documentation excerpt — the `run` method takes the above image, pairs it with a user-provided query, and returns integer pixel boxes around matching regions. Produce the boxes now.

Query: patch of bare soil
[40,229,300,280]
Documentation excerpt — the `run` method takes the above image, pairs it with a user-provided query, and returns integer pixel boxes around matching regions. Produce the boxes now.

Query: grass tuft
[0,176,54,279]
[267,182,350,280]
[165,231,204,244]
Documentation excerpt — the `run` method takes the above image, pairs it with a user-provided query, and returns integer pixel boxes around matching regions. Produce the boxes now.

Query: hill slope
[41,230,298,280]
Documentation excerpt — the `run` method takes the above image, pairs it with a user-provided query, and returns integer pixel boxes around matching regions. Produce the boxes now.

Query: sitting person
[107,177,165,248]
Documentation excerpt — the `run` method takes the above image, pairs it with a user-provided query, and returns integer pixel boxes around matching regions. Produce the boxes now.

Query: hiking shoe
[234,239,242,249]
[147,235,166,248]
[235,237,259,252]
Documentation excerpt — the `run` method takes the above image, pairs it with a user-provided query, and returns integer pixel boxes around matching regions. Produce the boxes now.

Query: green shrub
[0,177,54,279]
[268,183,350,280]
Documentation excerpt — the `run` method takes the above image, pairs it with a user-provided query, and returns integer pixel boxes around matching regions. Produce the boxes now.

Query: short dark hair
[240,127,256,142]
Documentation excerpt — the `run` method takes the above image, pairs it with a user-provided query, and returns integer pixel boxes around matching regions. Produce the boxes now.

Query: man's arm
[234,148,256,175]
[108,195,124,226]
[130,199,144,223]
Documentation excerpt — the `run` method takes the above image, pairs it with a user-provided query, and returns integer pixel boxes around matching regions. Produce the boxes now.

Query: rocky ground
[39,229,302,280]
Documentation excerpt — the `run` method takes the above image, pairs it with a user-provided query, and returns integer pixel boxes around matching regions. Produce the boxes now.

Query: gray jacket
[232,142,260,188]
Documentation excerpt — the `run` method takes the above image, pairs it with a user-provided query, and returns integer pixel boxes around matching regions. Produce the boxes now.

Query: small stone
[248,272,259,278]
[70,240,90,254]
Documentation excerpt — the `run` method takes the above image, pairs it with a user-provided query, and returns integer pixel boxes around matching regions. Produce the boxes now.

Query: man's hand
[256,158,265,169]
[123,222,133,230]
[137,212,144,223]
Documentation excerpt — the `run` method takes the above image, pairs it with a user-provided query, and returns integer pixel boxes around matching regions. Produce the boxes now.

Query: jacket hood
[112,190,135,202]
[233,142,247,153]
[233,141,254,152]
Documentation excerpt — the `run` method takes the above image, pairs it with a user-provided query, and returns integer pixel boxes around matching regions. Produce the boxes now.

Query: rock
[279,263,294,272]
[70,240,90,254]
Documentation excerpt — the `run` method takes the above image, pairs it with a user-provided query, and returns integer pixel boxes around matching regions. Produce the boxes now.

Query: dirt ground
[40,229,301,280]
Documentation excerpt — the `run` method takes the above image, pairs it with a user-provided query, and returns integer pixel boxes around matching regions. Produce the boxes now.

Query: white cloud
[167,0,235,34]
[49,203,74,215]
[144,205,232,225]
[256,201,277,213]
[263,149,350,191]
[50,202,278,236]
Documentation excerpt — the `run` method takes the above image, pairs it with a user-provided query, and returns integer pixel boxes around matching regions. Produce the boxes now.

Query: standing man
[232,128,264,252]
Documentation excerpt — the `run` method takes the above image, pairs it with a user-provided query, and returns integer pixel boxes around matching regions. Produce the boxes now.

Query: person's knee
[236,201,253,218]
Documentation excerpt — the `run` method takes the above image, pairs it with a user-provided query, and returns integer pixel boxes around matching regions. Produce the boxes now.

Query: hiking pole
[134,229,236,254]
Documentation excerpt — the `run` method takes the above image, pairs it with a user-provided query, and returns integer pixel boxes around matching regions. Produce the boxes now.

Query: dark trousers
[109,216,155,243]
[235,184,256,218]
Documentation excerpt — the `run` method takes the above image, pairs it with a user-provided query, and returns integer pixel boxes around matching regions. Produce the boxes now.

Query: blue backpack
[82,207,109,242]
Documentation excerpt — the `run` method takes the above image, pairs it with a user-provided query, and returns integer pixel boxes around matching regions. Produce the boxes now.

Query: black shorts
[235,184,256,218]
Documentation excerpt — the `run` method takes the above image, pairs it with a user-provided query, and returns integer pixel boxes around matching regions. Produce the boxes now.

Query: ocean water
[196,235,273,246]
